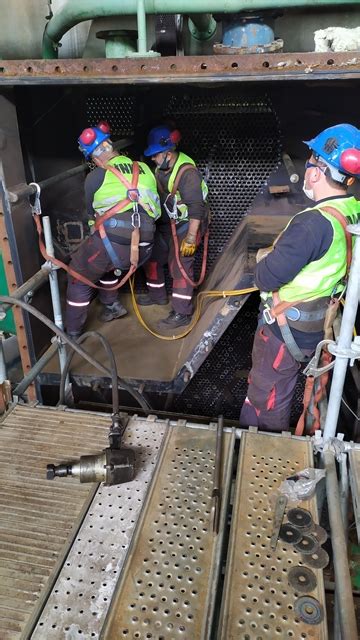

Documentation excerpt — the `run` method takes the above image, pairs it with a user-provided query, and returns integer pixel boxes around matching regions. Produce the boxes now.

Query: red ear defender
[97,120,111,134]
[79,128,96,144]
[170,129,181,144]
[340,148,360,175]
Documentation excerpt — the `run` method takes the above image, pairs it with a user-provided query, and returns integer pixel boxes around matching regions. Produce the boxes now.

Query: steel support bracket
[328,336,360,367]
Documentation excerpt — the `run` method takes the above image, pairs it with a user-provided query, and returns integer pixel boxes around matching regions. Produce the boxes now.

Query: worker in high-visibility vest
[66,122,160,338]
[137,125,209,330]
[240,123,360,432]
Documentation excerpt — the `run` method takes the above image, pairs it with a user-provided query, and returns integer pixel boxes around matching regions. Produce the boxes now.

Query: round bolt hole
[327,59,334,65]
[112,65,118,72]
[170,64,177,70]
[231,62,238,69]
[262,61,269,68]
[200,63,207,70]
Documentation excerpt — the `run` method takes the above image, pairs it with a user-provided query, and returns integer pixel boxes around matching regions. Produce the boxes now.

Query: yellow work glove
[180,233,197,257]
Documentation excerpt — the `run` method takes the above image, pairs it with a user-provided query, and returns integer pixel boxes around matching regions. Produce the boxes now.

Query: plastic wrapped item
[278,468,326,502]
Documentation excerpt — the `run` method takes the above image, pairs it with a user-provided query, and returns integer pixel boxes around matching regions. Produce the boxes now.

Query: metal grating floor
[101,424,235,640]
[349,448,360,543]
[219,431,327,640]
[0,404,113,640]
[31,414,167,639]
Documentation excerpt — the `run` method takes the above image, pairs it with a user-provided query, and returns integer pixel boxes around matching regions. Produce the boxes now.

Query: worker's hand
[180,233,197,257]
[256,245,273,263]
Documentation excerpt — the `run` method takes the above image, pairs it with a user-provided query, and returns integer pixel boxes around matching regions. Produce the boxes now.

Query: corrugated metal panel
[0,404,113,640]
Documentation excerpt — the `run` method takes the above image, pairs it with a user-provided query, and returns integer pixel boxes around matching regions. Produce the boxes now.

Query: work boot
[137,293,168,306]
[98,301,128,322]
[157,311,192,330]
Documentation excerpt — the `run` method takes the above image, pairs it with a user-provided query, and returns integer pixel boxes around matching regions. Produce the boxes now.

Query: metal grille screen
[86,89,281,270]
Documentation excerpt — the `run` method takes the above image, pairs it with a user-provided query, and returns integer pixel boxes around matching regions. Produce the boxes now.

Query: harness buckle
[285,306,301,322]
[127,188,140,202]
[263,307,276,325]
[163,193,178,220]
[131,210,141,229]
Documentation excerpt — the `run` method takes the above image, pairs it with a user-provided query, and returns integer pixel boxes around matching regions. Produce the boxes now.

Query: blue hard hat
[78,122,111,159]
[304,123,360,182]
[144,125,180,157]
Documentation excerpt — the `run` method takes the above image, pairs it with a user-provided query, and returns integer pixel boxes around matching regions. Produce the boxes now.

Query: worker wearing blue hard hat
[65,121,161,338]
[240,123,360,433]
[137,125,209,330]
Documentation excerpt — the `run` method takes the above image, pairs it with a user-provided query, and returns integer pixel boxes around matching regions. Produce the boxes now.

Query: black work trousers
[66,231,152,334]
[143,223,200,316]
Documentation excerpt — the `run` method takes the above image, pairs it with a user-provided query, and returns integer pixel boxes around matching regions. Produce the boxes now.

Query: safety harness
[159,163,210,288]
[288,205,353,435]
[263,205,353,363]
[34,161,144,291]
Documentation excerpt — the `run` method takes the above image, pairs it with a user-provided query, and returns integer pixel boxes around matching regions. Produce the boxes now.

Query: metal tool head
[287,507,314,532]
[279,523,302,545]
[288,566,317,593]
[294,534,319,555]
[294,595,324,625]
[301,547,330,570]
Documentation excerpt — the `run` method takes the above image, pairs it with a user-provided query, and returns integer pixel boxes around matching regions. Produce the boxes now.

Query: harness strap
[95,161,142,268]
[33,214,136,290]
[272,291,308,362]
[170,219,209,288]
[320,205,353,274]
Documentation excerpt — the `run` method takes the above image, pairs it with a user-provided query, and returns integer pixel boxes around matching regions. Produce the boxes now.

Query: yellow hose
[129,276,258,341]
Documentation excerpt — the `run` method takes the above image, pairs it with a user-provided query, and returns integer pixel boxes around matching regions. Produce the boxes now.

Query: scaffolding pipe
[324,448,358,639]
[42,217,68,380]
[0,267,50,316]
[323,223,360,440]
[42,0,356,58]
[333,451,350,640]
[13,342,58,397]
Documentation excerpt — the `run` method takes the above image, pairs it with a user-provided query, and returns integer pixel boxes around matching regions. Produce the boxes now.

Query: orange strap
[170,220,209,288]
[34,214,136,290]
[320,205,352,274]
[295,375,316,436]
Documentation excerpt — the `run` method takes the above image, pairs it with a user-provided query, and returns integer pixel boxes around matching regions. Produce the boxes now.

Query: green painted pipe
[188,13,217,41]
[42,0,359,59]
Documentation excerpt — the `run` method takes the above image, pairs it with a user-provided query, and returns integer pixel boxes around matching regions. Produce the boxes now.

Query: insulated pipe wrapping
[43,0,357,58]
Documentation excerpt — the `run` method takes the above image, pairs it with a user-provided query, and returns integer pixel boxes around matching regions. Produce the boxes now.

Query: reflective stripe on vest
[92,155,161,220]
[261,196,360,304]
[166,152,208,223]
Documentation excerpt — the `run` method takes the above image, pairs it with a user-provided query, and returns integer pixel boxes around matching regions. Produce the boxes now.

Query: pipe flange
[288,566,317,592]
[294,534,319,555]
[287,507,313,532]
[279,523,302,545]
[301,547,330,570]
[311,524,328,546]
[294,595,324,625]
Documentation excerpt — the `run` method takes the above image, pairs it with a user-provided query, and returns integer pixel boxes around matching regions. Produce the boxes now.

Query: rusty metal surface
[349,448,360,544]
[0,403,114,640]
[0,52,359,84]
[219,430,327,640]
[101,423,235,640]
[31,413,168,640]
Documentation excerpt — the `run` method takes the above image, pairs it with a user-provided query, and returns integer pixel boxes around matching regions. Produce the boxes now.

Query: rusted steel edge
[0,52,359,83]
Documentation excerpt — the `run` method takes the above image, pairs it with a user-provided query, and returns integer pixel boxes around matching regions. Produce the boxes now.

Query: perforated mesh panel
[173,294,305,424]
[85,89,281,271]
[219,432,327,639]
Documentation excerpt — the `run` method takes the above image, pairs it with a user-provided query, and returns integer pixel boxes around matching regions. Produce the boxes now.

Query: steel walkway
[219,430,327,640]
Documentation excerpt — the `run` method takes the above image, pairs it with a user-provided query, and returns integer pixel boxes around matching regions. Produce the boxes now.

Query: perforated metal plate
[101,424,235,640]
[219,431,327,640]
[31,414,167,639]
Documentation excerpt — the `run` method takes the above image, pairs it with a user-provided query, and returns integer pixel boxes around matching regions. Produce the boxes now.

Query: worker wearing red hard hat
[240,123,360,432]
[137,125,209,330]
[65,121,160,338]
